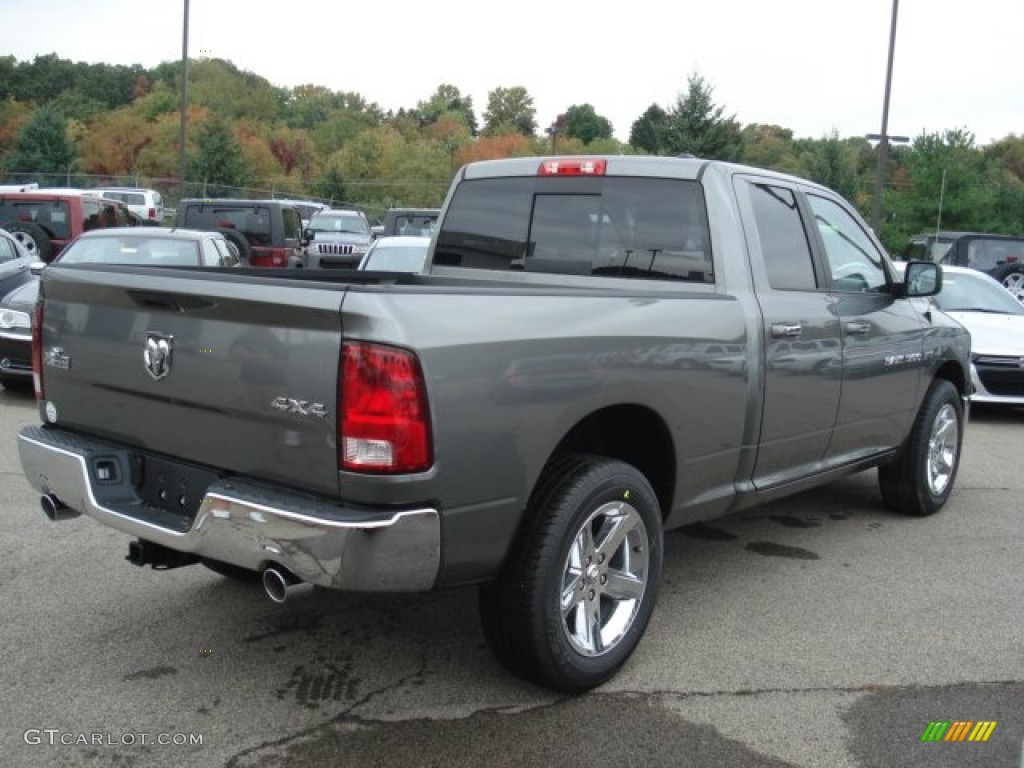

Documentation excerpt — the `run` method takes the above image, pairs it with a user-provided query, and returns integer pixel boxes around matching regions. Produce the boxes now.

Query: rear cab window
[435,176,714,283]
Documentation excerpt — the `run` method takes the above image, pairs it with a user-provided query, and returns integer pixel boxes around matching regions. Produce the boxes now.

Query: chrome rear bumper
[18,425,440,591]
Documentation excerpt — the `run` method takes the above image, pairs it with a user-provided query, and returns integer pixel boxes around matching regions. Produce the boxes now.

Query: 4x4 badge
[144,333,174,380]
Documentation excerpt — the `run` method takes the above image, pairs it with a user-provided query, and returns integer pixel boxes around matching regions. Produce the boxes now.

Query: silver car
[303,209,372,268]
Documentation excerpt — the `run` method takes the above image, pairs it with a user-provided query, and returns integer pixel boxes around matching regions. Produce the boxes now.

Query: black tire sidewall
[536,460,664,690]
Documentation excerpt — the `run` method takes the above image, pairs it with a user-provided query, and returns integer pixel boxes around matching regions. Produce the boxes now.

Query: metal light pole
[177,0,190,202]
[871,0,899,233]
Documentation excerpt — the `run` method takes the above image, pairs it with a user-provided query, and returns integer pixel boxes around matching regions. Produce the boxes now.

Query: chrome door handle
[771,323,802,338]
[845,321,871,335]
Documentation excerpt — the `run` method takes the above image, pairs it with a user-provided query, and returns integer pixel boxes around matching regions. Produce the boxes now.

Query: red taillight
[148,207,156,220]
[340,342,432,473]
[32,300,43,399]
[250,248,288,267]
[538,158,607,176]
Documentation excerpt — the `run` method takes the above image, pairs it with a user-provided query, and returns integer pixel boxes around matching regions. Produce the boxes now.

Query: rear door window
[282,207,301,241]
[747,183,818,291]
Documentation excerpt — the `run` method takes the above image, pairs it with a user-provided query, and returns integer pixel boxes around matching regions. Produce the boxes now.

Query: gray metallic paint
[22,157,972,591]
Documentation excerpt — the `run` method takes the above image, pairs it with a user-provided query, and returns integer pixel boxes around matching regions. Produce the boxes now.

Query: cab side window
[807,194,888,293]
[747,183,818,291]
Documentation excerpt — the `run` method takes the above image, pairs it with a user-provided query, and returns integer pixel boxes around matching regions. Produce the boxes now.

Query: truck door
[737,179,842,489]
[804,193,926,462]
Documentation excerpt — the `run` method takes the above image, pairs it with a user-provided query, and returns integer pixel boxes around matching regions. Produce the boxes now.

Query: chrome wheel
[927,403,958,496]
[560,500,649,657]
[1002,272,1024,302]
[11,230,39,257]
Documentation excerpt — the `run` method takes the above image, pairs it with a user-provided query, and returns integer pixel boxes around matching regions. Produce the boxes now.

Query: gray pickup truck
[18,155,970,692]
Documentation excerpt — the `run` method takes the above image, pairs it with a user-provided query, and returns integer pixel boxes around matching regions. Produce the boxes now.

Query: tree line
[1,53,1021,252]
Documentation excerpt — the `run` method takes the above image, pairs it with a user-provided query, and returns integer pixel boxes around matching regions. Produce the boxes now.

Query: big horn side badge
[144,333,174,380]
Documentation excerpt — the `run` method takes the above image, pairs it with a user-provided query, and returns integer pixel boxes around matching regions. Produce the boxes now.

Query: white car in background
[357,235,431,272]
[93,187,165,224]
[905,264,1024,406]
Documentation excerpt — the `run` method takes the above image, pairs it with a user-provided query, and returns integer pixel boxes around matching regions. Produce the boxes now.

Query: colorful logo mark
[920,720,997,742]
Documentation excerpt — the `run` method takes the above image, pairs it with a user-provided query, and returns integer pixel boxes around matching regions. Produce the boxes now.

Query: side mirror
[303,229,314,241]
[29,261,47,275]
[902,261,942,298]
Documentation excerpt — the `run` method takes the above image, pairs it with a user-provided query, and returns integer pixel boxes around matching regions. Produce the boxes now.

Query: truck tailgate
[36,267,344,498]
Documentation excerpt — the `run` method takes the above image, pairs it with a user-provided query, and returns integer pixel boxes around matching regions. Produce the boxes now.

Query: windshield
[58,236,200,266]
[933,271,1024,315]
[309,214,368,235]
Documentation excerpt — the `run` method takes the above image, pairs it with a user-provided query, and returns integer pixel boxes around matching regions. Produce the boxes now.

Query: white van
[93,187,164,224]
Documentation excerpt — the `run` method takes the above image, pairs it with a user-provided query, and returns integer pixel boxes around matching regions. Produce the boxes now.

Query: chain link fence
[0,172,450,225]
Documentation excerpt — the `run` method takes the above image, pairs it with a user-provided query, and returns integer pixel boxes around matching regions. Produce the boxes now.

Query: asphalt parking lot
[1,384,1021,768]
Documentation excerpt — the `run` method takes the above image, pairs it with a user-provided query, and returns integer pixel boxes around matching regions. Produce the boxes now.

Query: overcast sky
[4,0,1022,146]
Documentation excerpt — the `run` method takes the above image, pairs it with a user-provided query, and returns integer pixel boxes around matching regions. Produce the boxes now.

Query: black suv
[176,199,304,267]
[902,231,1024,301]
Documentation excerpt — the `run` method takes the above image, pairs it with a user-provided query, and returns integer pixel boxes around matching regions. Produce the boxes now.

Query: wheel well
[934,360,967,398]
[545,405,675,518]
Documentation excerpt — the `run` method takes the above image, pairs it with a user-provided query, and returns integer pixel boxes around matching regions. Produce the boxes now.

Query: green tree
[629,104,669,154]
[740,124,804,174]
[482,86,536,137]
[313,158,349,206]
[563,104,613,145]
[189,117,250,195]
[663,73,744,160]
[5,105,76,175]
[417,84,478,135]
[880,129,991,252]
[804,132,861,202]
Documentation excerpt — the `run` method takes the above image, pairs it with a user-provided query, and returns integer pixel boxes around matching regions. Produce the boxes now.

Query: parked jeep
[175,199,304,267]
[0,190,135,262]
[902,231,1024,301]
[303,208,372,268]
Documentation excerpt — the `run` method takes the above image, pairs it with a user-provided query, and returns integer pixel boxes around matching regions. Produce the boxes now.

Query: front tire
[879,379,963,516]
[480,454,663,692]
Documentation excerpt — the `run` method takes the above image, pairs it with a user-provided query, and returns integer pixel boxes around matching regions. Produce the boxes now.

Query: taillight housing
[340,342,432,474]
[250,248,287,267]
[31,299,43,399]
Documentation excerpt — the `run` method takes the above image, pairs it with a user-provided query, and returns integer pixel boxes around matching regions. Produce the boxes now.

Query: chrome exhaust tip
[262,566,314,603]
[40,493,79,521]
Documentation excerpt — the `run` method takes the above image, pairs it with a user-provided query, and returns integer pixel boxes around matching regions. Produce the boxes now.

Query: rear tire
[878,379,963,516]
[6,221,52,262]
[201,558,261,583]
[217,228,251,266]
[479,454,663,692]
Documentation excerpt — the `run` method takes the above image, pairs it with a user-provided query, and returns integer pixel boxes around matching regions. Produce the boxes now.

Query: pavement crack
[622,678,1022,700]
